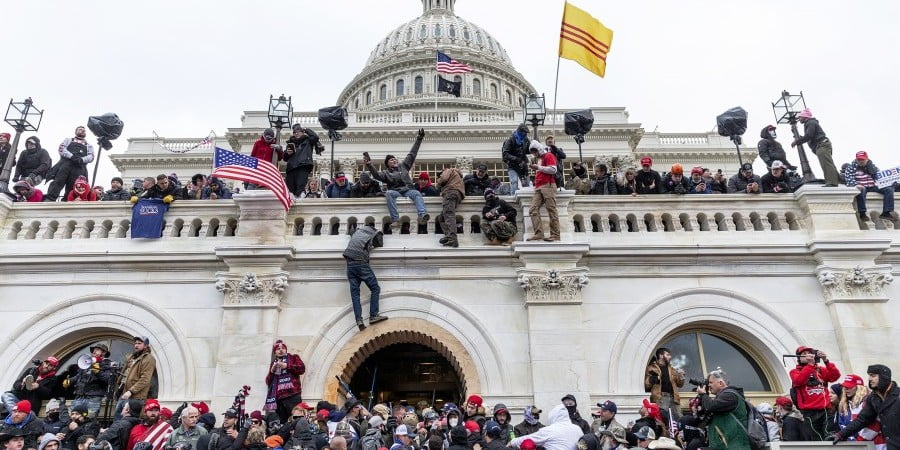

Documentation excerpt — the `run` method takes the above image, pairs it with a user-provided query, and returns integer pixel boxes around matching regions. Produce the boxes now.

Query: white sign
[876,166,900,188]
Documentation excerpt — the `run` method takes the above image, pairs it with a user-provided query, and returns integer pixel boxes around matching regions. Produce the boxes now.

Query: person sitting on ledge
[364,128,429,229]
[843,151,894,221]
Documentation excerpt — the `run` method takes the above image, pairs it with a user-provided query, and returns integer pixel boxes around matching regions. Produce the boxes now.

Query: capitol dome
[338,0,536,112]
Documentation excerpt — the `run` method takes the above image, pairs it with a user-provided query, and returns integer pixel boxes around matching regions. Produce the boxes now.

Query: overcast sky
[3,0,898,186]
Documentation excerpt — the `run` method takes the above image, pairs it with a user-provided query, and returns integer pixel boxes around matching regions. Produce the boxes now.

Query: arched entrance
[322,318,482,404]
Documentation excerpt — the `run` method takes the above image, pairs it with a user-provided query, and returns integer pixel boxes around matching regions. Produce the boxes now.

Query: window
[490,83,498,99]
[656,330,773,392]
[366,91,372,105]
[396,79,405,96]
[379,84,387,101]
[505,89,512,104]
[414,76,424,94]
[475,31,484,45]
[449,26,457,38]
[406,28,413,41]
[435,24,442,38]
[473,79,481,96]
[419,25,427,39]
[463,28,471,41]
[354,99,359,109]
[453,75,462,83]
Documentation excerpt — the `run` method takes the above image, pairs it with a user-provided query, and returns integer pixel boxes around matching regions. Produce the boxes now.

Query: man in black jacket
[203,408,248,450]
[727,163,761,194]
[14,137,52,187]
[834,364,899,448]
[636,157,662,194]
[46,126,95,202]
[343,224,386,331]
[792,109,839,186]
[59,405,101,450]
[761,161,792,194]
[96,399,142,450]
[349,173,383,198]
[3,357,61,415]
[589,164,617,196]
[463,164,492,197]
[365,129,429,228]
[758,125,797,170]
[101,178,131,202]
[65,343,115,417]
[501,125,530,195]
[481,189,517,245]
[561,395,590,434]
[284,124,324,198]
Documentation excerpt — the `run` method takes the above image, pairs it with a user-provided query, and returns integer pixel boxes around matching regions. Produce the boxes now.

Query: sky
[3,0,899,186]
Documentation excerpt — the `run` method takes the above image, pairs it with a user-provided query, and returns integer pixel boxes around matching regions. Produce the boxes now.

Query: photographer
[644,348,685,420]
[688,167,712,194]
[695,369,750,450]
[501,125,531,195]
[64,344,115,417]
[676,398,706,450]
[788,346,840,440]
[3,357,61,416]
[284,124,324,198]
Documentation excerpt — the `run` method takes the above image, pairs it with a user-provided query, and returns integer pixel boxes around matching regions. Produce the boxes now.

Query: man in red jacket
[264,340,306,423]
[526,140,560,242]
[789,345,840,440]
[248,129,283,189]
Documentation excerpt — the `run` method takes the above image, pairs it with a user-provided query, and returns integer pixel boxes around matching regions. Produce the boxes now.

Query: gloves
[71,156,83,164]
[130,196,138,204]
[90,362,100,374]
[417,128,425,139]
[62,378,71,389]
[162,195,174,204]
[386,415,398,431]
[314,142,325,155]
[831,434,842,445]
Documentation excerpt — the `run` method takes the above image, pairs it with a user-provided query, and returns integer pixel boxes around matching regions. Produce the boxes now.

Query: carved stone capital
[516,268,589,306]
[816,265,893,304]
[339,157,359,179]
[314,157,332,180]
[227,135,243,153]
[456,155,475,175]
[215,271,289,309]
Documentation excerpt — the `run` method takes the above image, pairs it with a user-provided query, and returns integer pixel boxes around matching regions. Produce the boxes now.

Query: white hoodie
[509,404,582,450]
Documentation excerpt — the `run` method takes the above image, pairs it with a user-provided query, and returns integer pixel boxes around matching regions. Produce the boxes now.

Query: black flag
[437,76,462,97]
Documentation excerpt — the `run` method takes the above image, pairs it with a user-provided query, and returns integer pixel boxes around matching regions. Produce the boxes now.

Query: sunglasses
[252,420,262,425]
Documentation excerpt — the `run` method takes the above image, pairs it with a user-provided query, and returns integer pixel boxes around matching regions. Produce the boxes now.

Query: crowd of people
[3,337,897,450]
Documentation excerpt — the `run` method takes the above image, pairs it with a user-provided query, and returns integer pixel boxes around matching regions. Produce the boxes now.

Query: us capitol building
[1,0,897,423]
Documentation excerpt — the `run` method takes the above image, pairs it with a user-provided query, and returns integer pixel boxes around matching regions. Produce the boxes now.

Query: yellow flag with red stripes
[559,2,614,78]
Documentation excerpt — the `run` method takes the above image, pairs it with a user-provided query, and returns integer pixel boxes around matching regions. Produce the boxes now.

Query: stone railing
[0,187,880,245]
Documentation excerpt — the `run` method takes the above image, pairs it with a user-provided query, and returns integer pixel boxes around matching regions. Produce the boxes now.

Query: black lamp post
[1,97,44,193]
[267,94,292,165]
[524,93,546,140]
[772,90,817,183]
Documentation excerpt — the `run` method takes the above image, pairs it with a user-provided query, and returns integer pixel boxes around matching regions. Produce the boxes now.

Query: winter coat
[0,143,9,170]
[564,177,590,195]
[627,417,662,446]
[9,367,60,413]
[789,362,841,410]
[350,181,382,198]
[843,160,880,188]
[513,420,545,438]
[636,169,662,194]
[57,138,95,166]
[727,173,761,194]
[206,426,248,450]
[71,358,115,398]
[509,405,582,450]
[3,411,45,450]
[361,427,384,450]
[463,173,491,197]
[780,411,805,441]
[139,183,179,201]
[796,118,828,152]
[326,182,353,199]
[760,172,792,193]
[437,168,465,200]
[14,146,52,181]
[343,226,384,263]
[264,353,306,399]
[67,178,98,202]
[764,418,780,442]
[447,425,469,450]
[482,198,517,223]
[365,137,423,192]
[284,129,322,172]
[838,381,900,446]
[97,416,141,450]
[62,419,101,450]
[588,175,617,195]
[165,425,208,450]
[688,177,712,194]
[415,183,439,197]
[700,387,750,450]
[120,349,156,399]
[101,188,132,201]
[590,417,624,436]
[201,184,233,200]
[662,174,690,194]
[547,145,566,187]
[251,137,283,164]
[501,134,530,176]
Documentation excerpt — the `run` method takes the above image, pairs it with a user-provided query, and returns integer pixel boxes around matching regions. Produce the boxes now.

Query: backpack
[729,393,768,450]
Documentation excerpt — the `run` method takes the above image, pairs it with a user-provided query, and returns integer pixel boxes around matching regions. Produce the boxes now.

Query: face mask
[449,418,459,427]
[48,412,60,421]
[768,130,777,139]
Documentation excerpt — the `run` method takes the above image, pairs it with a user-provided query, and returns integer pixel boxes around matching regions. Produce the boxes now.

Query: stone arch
[0,294,196,400]
[608,288,800,395]
[302,290,507,402]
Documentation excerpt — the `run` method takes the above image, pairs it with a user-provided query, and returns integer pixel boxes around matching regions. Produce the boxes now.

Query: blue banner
[131,198,169,239]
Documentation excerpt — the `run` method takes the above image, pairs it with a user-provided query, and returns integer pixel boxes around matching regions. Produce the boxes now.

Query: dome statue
[337,0,536,112]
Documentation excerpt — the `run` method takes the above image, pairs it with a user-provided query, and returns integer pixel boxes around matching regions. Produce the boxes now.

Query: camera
[806,374,822,387]
[89,441,113,450]
[164,443,192,450]
[689,378,709,392]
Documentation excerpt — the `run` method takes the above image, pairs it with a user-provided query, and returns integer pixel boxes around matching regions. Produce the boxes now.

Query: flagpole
[435,48,439,111]
[551,56,561,134]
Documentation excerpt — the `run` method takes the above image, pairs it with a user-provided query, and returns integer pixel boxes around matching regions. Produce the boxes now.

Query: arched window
[449,26,457,38]
[354,99,359,109]
[490,83,498,99]
[475,32,484,45]
[453,75,462,83]
[419,25,428,39]
[406,28,413,41]
[472,79,481,96]
[366,91,372,105]
[396,79,405,97]
[414,76,424,94]
[463,28,471,41]
[434,24,442,38]
[505,89,512,104]
[656,330,773,392]
[379,84,387,101]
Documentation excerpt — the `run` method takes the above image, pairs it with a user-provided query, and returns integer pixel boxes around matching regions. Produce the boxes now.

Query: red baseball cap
[464,420,480,434]
[856,151,868,159]
[45,356,60,367]
[842,374,864,389]
[796,346,815,355]
[774,396,793,408]
[466,395,483,407]
[191,402,209,415]
[520,440,536,450]
[295,402,313,410]
[640,157,652,166]
[144,399,161,411]
[316,409,330,421]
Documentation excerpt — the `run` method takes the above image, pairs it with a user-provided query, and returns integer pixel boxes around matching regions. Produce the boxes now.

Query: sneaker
[369,315,388,325]
[442,238,459,248]
[356,320,366,331]
[21,374,34,389]
[543,236,561,242]
[418,214,430,225]
[439,236,451,244]
[390,220,402,230]
[880,211,895,220]
[526,234,546,241]
[859,212,870,221]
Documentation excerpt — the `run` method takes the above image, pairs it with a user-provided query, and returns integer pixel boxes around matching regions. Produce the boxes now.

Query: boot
[369,315,388,325]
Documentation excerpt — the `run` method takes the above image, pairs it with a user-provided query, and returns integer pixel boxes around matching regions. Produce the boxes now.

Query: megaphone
[77,354,93,370]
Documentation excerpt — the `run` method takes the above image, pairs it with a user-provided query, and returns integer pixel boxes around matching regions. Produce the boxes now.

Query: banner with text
[131,198,169,239]
[876,166,900,188]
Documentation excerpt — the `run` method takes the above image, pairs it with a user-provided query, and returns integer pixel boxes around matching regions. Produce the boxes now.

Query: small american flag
[211,147,292,210]
[436,50,473,74]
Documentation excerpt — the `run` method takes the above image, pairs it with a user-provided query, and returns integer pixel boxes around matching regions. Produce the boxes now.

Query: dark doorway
[348,343,464,409]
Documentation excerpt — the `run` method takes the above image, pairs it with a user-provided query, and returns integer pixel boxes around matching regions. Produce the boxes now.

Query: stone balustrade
[0,186,887,246]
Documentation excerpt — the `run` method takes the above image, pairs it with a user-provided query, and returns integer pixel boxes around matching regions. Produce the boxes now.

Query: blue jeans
[347,262,380,321]
[1,391,19,413]
[507,168,529,195]
[856,185,894,214]
[72,397,103,417]
[385,189,426,221]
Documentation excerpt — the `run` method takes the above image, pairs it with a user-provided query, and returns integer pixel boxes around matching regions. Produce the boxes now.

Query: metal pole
[577,140,583,163]
[551,56,561,134]
[367,364,378,410]
[90,140,103,188]
[789,117,817,183]
[734,141,743,167]
[0,127,24,193]
[273,124,282,166]
[330,137,336,180]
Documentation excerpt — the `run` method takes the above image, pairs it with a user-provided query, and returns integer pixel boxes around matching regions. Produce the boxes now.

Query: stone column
[514,243,591,412]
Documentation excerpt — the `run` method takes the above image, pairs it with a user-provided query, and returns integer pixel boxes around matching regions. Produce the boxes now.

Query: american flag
[211,147,293,210]
[436,50,473,74]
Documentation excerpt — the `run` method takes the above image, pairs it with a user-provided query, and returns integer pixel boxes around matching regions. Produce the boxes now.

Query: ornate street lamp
[524,93,546,139]
[1,97,44,193]
[267,94,292,165]
[772,90,816,183]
